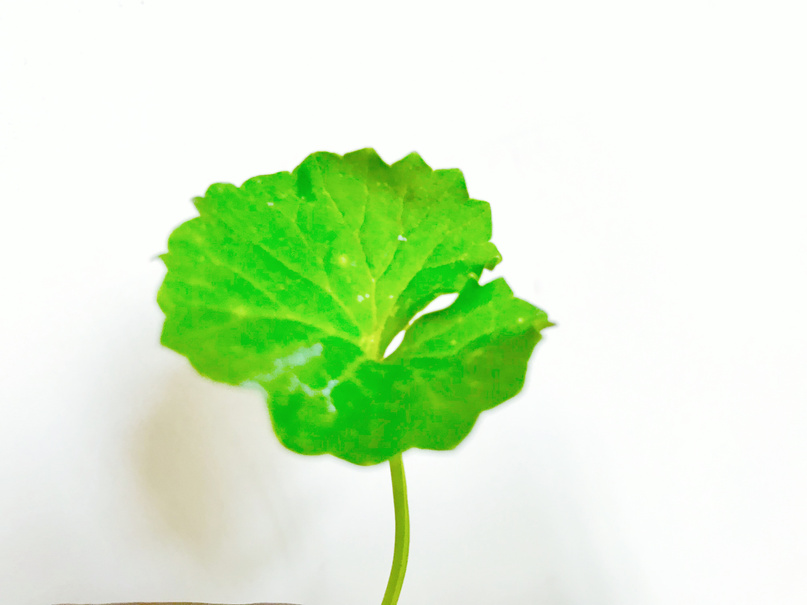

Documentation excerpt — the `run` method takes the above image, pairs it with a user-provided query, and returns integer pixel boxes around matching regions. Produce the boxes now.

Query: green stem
[381,453,410,605]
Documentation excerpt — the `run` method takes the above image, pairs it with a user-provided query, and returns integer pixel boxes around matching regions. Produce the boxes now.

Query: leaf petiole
[381,453,410,605]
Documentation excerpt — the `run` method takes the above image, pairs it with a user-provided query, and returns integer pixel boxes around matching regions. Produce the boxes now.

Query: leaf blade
[158,149,552,465]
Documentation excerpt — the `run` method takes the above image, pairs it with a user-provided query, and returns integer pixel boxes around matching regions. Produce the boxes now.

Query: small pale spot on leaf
[398,234,407,241]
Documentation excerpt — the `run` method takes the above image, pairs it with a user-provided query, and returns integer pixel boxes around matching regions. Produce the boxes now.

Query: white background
[1,1,805,604]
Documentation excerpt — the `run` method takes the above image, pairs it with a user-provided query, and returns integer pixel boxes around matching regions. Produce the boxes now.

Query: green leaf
[158,148,552,465]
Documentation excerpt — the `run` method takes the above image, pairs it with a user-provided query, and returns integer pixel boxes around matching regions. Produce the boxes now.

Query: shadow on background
[129,366,309,582]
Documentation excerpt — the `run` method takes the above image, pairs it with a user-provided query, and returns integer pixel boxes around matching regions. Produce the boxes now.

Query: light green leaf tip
[157,148,553,465]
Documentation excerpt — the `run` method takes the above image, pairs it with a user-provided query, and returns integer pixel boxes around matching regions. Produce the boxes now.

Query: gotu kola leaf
[158,148,552,466]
